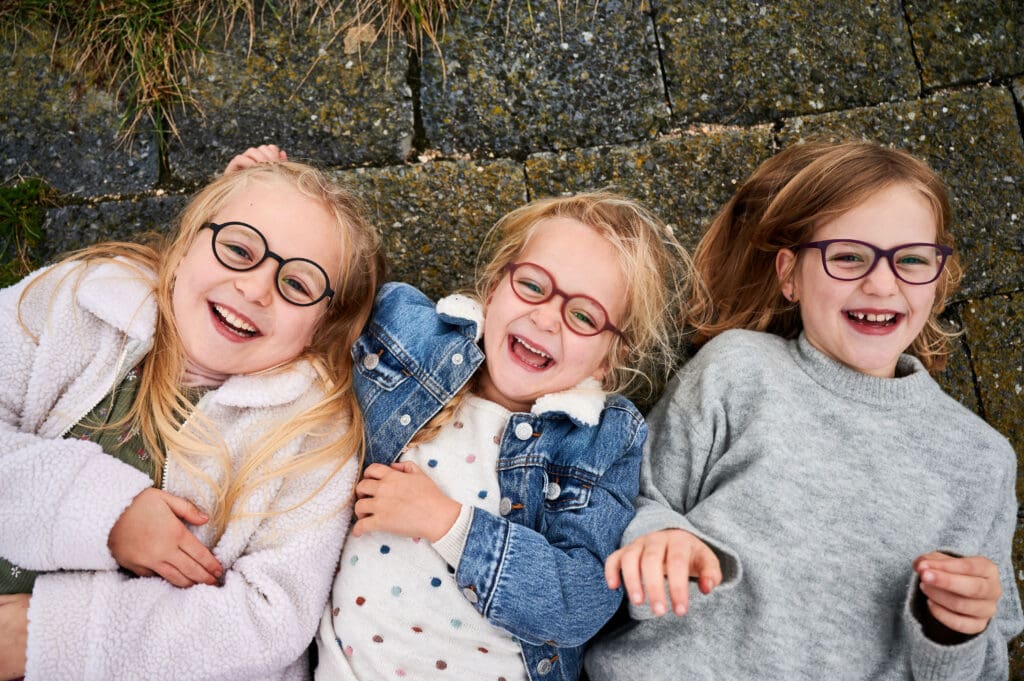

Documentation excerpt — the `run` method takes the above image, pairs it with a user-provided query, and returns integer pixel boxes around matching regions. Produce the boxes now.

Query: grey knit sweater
[585,330,1022,681]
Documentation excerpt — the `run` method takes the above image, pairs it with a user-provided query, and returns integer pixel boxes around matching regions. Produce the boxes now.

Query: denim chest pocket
[542,467,595,512]
[352,335,409,392]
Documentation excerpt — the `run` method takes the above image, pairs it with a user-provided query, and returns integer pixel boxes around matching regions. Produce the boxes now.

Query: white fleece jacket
[0,259,357,681]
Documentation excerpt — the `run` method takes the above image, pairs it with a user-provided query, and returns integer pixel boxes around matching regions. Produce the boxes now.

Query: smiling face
[171,179,343,377]
[776,182,940,378]
[477,217,628,412]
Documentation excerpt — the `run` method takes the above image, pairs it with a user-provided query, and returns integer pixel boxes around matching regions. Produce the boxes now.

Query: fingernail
[921,570,934,584]
[632,594,644,604]
[652,602,666,616]
[675,603,688,616]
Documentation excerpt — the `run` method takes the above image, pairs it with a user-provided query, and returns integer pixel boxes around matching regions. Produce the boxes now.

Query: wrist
[427,498,463,543]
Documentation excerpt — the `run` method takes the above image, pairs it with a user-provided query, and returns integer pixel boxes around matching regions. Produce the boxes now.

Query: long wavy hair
[687,140,962,372]
[409,191,693,447]
[22,162,385,540]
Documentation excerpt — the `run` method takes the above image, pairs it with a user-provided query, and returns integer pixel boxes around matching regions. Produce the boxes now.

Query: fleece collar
[436,294,607,426]
[530,377,606,427]
[207,360,320,408]
[75,260,159,342]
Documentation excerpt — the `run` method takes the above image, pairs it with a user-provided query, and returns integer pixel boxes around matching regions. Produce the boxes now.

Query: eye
[226,243,253,260]
[827,250,866,263]
[570,309,597,329]
[896,253,932,266]
[282,275,313,297]
[514,276,548,300]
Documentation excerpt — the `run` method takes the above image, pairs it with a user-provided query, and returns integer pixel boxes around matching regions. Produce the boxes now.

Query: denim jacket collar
[435,294,606,426]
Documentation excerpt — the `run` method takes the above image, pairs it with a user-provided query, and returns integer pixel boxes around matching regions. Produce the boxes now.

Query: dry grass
[0,0,463,144]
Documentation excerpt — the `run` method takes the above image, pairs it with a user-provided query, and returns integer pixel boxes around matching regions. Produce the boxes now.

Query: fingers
[154,562,194,589]
[915,554,1001,635]
[925,597,990,636]
[664,539,694,615]
[162,492,210,527]
[179,533,224,584]
[640,537,673,616]
[604,549,624,590]
[224,145,288,173]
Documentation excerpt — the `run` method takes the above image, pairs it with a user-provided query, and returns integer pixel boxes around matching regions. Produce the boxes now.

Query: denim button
[399,414,411,426]
[462,587,479,604]
[451,353,464,365]
[361,353,379,370]
[514,422,533,440]
[536,658,553,675]
[498,497,512,516]
[545,482,561,500]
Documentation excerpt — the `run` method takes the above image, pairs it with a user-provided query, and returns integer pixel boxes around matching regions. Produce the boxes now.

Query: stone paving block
[933,305,980,415]
[524,128,774,249]
[339,159,527,300]
[41,194,188,264]
[905,0,1024,88]
[779,86,1024,301]
[165,13,413,183]
[960,292,1024,498]
[420,0,667,157]
[1,27,158,196]
[654,0,918,126]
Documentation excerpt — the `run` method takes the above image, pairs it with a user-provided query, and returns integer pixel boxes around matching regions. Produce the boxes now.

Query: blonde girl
[588,140,1023,680]
[0,161,383,680]
[311,191,692,681]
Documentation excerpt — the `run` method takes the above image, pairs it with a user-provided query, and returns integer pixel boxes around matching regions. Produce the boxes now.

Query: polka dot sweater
[317,396,527,681]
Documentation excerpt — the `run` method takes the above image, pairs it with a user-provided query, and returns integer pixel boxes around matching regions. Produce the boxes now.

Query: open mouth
[510,335,553,369]
[211,303,260,338]
[846,311,901,327]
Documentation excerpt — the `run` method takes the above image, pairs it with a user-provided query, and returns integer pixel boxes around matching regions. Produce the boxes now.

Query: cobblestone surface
[2,1,1023,673]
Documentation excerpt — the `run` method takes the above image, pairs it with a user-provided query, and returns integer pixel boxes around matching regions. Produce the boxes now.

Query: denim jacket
[351,282,645,681]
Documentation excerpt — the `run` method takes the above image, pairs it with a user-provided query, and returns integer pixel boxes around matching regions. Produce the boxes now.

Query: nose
[860,257,900,295]
[234,262,276,305]
[529,298,563,333]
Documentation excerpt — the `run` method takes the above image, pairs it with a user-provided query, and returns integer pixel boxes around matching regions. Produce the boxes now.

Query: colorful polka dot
[450,619,462,629]
[380,544,391,554]
[436,660,448,670]
[372,634,384,643]
[344,646,353,656]
[454,421,464,429]
[493,435,500,444]
[411,626,423,633]
[446,564,455,574]
[412,537,422,543]
[349,555,359,565]
[355,596,366,606]
[478,647,489,654]
[391,586,402,596]
[428,459,438,468]
[430,577,442,587]
[465,454,477,463]
[332,607,340,617]
[477,490,488,499]
[395,670,406,677]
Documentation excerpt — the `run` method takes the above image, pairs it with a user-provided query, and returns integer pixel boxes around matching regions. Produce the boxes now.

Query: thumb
[695,548,723,594]
[162,492,210,526]
[391,460,421,474]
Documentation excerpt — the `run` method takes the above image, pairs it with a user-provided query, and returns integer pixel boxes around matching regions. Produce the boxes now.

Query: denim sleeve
[451,422,644,648]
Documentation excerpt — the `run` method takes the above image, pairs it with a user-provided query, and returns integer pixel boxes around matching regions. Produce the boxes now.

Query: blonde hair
[408,191,693,447]
[23,162,384,540]
[688,140,962,372]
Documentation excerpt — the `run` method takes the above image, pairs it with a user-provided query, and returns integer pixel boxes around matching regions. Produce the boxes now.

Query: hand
[352,462,461,542]
[605,528,722,617]
[224,144,288,173]
[0,594,29,680]
[108,487,223,588]
[914,552,1001,636]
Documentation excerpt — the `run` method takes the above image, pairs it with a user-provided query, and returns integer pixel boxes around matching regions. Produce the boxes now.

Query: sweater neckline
[789,333,932,406]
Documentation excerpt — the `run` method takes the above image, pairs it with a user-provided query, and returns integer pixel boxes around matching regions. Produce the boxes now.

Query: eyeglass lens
[212,223,330,305]
[822,241,946,284]
[509,263,609,335]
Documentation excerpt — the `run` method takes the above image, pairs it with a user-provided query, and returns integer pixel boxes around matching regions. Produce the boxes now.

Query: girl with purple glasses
[587,141,1023,680]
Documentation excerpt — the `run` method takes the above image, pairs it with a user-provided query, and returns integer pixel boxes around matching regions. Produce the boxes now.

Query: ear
[775,248,798,302]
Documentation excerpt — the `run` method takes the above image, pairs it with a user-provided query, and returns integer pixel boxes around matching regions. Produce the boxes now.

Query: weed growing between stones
[0,178,54,288]
[0,0,463,146]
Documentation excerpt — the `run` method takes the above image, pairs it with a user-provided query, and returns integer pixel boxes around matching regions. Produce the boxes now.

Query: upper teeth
[516,336,552,359]
[850,312,896,323]
[215,304,257,332]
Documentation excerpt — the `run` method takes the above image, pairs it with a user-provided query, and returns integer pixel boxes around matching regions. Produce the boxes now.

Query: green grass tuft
[0,178,56,288]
